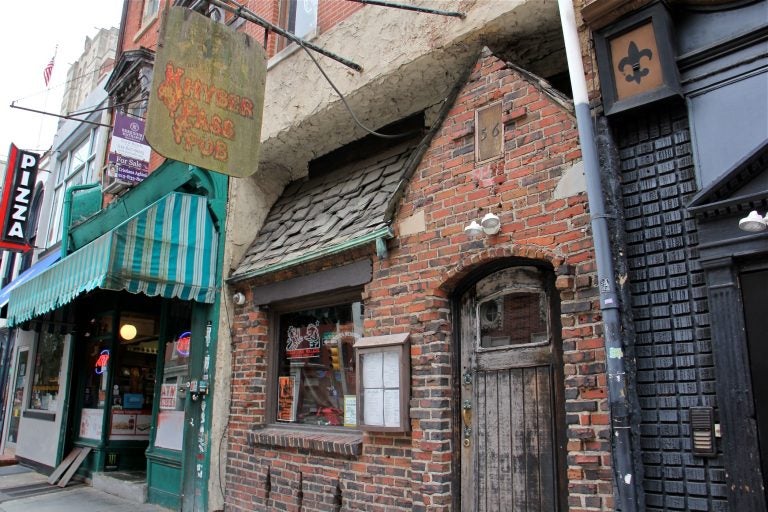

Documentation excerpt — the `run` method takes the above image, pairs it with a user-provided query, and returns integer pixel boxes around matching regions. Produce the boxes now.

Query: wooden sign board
[146,7,266,177]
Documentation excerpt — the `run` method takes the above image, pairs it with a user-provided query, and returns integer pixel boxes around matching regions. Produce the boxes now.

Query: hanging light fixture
[480,212,501,235]
[464,220,483,237]
[738,210,767,233]
[120,323,138,341]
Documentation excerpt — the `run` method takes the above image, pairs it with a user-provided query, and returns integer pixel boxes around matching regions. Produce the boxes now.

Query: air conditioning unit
[101,163,132,195]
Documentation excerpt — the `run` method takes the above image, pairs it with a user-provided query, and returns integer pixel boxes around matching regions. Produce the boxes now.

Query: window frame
[276,0,319,53]
[27,330,66,413]
[266,288,363,430]
[141,0,160,28]
[47,130,97,245]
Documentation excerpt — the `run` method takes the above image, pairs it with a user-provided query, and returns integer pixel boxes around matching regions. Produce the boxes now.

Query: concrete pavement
[0,464,169,512]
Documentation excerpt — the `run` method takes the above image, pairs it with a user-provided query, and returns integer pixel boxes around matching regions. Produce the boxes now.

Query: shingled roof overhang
[229,141,416,282]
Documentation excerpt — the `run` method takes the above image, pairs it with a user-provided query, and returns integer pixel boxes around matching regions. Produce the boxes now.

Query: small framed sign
[354,333,410,432]
[593,3,681,115]
[475,102,504,163]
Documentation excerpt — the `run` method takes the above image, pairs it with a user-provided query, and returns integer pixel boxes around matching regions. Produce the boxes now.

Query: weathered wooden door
[459,266,564,511]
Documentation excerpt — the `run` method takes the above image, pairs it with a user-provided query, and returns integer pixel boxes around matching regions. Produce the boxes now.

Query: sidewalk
[0,464,169,512]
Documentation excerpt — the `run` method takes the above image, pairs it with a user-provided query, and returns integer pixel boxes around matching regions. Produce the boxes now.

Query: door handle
[462,400,472,427]
[462,400,472,447]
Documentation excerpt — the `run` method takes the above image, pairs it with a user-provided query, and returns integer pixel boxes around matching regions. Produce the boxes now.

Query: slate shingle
[232,142,416,277]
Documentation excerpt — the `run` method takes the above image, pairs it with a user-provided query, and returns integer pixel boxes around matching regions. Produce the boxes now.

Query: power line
[11,60,114,105]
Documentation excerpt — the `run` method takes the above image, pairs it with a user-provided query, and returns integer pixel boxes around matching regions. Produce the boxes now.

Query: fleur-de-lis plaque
[593,4,681,115]
[618,41,654,84]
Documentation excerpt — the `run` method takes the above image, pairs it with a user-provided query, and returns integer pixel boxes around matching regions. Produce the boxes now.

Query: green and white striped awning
[8,192,219,326]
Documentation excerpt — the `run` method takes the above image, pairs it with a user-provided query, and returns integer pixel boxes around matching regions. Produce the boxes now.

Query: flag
[43,56,55,87]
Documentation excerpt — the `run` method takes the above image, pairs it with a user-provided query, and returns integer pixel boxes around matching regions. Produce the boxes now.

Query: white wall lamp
[465,212,502,237]
[738,210,768,233]
[464,220,483,237]
[232,292,246,305]
[480,212,501,235]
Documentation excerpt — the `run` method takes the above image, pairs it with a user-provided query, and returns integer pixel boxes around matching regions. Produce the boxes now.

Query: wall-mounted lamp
[464,220,483,237]
[465,212,502,237]
[232,292,246,305]
[480,212,501,235]
[120,323,137,341]
[738,210,768,233]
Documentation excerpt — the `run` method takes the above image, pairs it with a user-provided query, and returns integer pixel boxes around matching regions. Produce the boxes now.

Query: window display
[29,332,64,411]
[276,302,362,427]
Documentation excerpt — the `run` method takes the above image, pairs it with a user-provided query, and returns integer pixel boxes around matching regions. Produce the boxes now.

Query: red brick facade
[226,50,614,511]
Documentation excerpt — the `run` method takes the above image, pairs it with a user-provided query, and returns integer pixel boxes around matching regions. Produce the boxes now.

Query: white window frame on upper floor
[47,129,98,246]
[276,0,318,53]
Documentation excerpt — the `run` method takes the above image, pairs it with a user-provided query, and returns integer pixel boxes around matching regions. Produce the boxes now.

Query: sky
[0,0,124,161]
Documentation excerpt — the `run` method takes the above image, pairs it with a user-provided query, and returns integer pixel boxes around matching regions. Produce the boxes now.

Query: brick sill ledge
[249,426,363,456]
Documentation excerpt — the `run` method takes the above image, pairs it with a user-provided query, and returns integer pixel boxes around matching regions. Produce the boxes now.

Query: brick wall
[226,50,613,511]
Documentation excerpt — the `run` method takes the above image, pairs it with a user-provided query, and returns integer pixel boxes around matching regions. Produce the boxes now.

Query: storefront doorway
[5,348,28,449]
[66,291,192,492]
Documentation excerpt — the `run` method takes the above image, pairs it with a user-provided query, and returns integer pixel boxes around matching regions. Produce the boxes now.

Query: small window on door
[478,290,549,348]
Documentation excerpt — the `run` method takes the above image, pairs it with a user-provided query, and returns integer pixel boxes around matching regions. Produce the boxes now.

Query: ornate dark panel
[615,105,728,511]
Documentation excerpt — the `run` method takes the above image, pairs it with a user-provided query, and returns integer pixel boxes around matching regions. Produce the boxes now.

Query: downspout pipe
[557,1,639,510]
[60,183,100,259]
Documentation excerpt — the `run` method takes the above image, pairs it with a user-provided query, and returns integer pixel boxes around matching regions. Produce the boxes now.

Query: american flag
[43,56,55,87]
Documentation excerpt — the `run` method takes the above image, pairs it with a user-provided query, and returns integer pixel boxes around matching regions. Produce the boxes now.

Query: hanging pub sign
[145,6,266,178]
[0,144,39,252]
[108,112,150,183]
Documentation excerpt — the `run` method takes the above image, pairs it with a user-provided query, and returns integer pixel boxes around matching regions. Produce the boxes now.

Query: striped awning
[8,192,219,326]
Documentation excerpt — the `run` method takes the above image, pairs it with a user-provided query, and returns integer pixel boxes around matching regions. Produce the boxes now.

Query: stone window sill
[248,426,362,456]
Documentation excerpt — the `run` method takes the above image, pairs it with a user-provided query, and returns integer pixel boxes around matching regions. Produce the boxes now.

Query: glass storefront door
[7,350,28,445]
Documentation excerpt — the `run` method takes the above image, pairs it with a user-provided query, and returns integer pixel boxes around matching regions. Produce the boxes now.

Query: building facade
[220,1,615,510]
[578,0,768,510]
[0,25,118,466]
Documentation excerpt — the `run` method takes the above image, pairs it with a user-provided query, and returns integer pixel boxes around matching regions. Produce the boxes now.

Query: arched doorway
[456,263,566,511]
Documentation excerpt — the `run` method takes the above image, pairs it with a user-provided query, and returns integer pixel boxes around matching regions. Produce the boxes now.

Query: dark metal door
[460,266,564,511]
[741,268,768,503]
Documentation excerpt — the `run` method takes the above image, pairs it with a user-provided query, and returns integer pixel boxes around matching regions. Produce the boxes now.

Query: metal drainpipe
[60,183,100,259]
[557,1,639,510]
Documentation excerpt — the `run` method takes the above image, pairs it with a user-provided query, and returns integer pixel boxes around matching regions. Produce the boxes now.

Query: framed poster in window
[354,333,410,432]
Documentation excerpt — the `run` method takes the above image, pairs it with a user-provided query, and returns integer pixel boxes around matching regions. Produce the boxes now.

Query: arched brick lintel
[434,244,568,297]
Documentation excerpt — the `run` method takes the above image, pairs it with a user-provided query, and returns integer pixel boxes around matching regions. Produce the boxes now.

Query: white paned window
[48,130,97,245]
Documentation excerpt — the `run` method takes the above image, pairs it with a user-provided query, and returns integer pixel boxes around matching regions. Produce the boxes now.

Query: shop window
[277,0,318,52]
[28,331,64,411]
[155,303,192,451]
[80,327,111,440]
[110,313,157,441]
[274,300,362,427]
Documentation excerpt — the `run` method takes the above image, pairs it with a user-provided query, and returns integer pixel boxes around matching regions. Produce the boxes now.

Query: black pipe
[208,0,363,72]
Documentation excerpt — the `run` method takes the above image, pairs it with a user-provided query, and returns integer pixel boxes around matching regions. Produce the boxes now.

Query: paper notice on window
[343,395,357,427]
[363,353,383,389]
[384,389,400,427]
[382,351,400,388]
[363,388,384,426]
